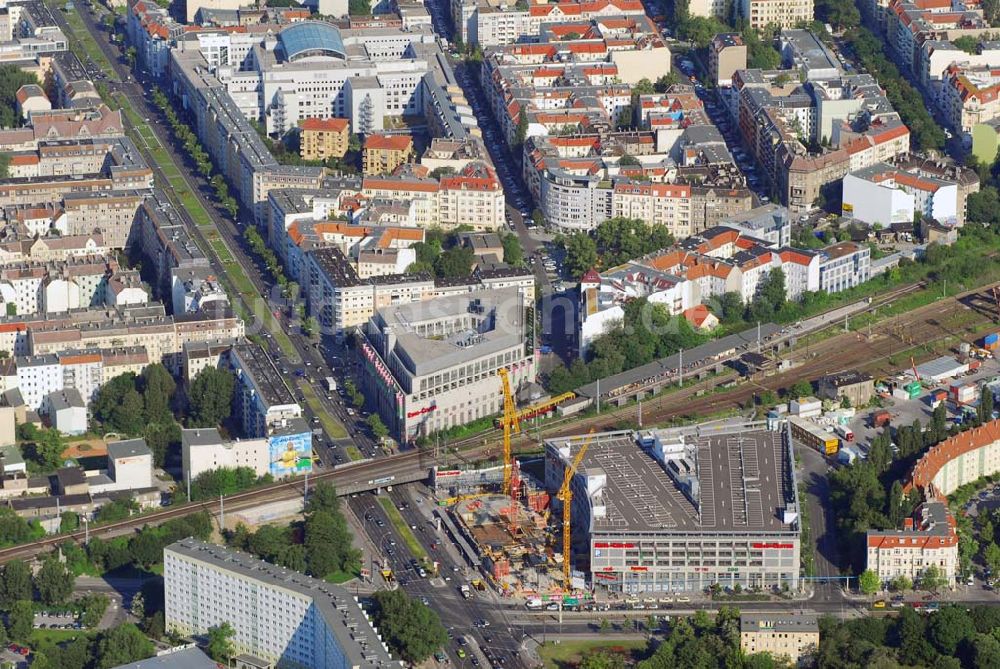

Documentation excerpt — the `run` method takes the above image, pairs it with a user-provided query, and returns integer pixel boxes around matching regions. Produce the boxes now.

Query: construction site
[431,369,592,600]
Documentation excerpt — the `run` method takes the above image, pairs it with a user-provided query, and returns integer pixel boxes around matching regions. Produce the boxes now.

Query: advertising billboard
[269,431,312,478]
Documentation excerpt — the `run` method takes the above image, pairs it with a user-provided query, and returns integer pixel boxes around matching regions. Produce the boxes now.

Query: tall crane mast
[557,430,595,591]
[499,367,520,498]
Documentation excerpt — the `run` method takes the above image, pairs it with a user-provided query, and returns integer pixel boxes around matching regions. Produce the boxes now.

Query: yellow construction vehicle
[557,430,596,591]
[499,368,520,497]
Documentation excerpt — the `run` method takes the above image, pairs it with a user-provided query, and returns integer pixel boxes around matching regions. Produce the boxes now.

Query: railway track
[446,278,991,451]
[0,449,437,564]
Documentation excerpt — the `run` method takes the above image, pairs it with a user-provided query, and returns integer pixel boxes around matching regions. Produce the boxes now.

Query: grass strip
[378,497,427,561]
[299,382,348,440]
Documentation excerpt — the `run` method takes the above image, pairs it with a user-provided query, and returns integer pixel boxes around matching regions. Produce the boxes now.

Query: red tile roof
[365,134,413,151]
[301,118,349,132]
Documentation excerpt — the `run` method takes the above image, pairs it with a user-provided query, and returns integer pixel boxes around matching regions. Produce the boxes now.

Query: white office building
[164,539,401,669]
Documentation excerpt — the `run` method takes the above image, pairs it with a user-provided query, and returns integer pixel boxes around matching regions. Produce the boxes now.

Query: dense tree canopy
[548,297,706,393]
[34,554,73,606]
[187,366,236,428]
[188,466,271,501]
[371,589,449,663]
[0,66,39,128]
[842,27,944,150]
[562,217,674,277]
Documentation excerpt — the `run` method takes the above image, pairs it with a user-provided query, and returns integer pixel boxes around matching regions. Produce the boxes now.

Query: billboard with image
[269,430,312,477]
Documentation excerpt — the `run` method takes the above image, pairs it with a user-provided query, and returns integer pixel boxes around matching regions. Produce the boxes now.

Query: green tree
[0,66,40,128]
[305,510,352,577]
[367,414,389,441]
[187,366,235,428]
[919,564,947,592]
[7,600,32,642]
[433,246,474,278]
[371,589,448,663]
[35,554,74,605]
[787,380,813,400]
[889,574,912,592]
[59,511,79,533]
[305,482,341,517]
[20,427,66,473]
[514,110,529,146]
[348,0,370,15]
[980,388,996,424]
[0,153,10,179]
[501,233,524,267]
[972,633,1000,669]
[79,593,110,629]
[1,560,32,608]
[859,569,880,595]
[206,621,235,662]
[112,389,146,435]
[95,499,138,523]
[95,623,155,669]
[927,605,975,656]
[140,363,176,425]
[564,233,598,277]
[984,542,1000,576]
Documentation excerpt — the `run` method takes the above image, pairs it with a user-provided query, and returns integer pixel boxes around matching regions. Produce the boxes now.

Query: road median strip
[377,497,427,562]
[299,382,349,441]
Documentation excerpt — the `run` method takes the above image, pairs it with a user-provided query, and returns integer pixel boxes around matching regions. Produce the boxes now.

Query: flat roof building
[817,370,874,407]
[544,423,800,593]
[164,539,400,669]
[229,342,302,439]
[109,646,218,669]
[359,287,533,441]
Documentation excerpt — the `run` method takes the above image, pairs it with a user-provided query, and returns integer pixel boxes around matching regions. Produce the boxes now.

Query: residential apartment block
[867,501,959,585]
[818,242,870,294]
[577,224,819,356]
[299,117,350,161]
[740,613,820,664]
[740,0,814,29]
[304,245,533,335]
[842,161,960,226]
[228,342,303,439]
[731,66,910,213]
[709,34,748,87]
[363,134,415,175]
[164,539,399,669]
[451,0,646,47]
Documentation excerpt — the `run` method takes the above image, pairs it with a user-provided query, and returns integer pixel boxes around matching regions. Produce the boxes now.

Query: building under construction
[433,463,568,595]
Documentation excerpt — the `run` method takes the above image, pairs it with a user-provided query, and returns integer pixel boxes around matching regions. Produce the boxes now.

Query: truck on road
[325,377,337,391]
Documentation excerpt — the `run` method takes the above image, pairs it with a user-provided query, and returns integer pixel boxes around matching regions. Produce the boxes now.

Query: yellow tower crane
[557,430,595,591]
[499,367,520,498]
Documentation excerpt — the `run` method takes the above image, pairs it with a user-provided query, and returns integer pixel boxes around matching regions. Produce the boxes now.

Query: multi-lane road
[62,2,385,467]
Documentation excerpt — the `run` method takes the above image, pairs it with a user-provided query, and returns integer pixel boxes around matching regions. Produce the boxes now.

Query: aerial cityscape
[0,0,997,666]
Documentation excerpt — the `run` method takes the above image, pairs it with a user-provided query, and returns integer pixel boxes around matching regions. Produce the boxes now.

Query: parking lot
[33,610,81,631]
[844,356,1000,458]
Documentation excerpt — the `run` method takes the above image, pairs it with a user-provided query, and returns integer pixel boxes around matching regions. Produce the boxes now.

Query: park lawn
[29,628,93,653]
[299,383,348,439]
[537,639,648,669]
[377,497,427,562]
[325,569,359,584]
